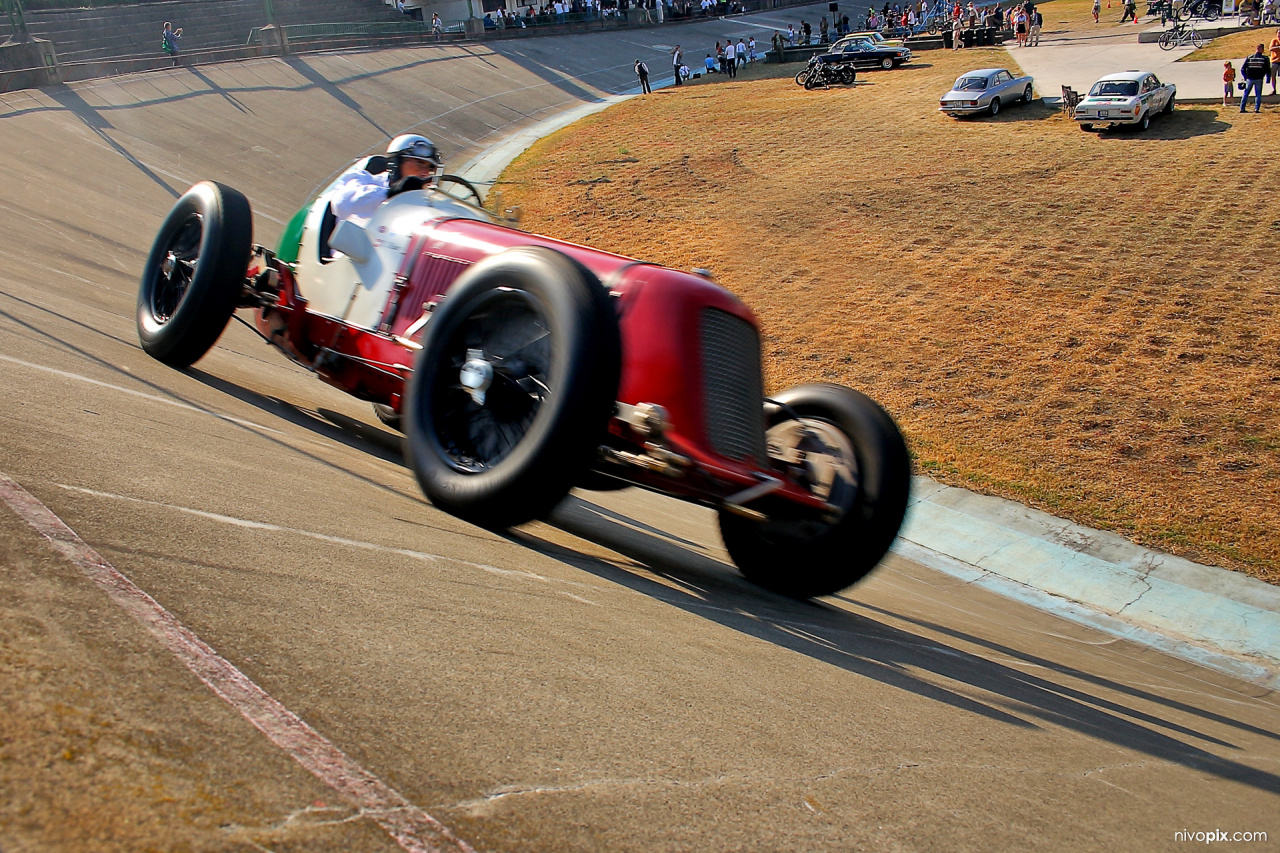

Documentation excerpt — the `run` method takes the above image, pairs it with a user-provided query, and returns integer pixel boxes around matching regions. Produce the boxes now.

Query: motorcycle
[1176,0,1220,20]
[795,55,856,88]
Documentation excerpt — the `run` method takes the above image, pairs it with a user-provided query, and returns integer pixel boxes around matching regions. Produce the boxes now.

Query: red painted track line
[0,472,476,853]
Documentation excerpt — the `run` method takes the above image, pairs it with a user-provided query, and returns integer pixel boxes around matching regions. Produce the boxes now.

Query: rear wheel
[719,384,911,599]
[1202,3,1219,20]
[404,247,621,528]
[989,96,1001,116]
[1189,29,1204,47]
[840,67,856,84]
[1158,30,1175,49]
[137,181,252,368]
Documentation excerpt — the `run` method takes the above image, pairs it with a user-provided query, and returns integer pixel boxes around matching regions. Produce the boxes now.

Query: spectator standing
[1240,44,1270,111]
[820,15,829,41]
[1030,8,1042,44]
[1092,0,1100,21]
[737,39,748,67]
[1223,60,1237,106]
[786,24,797,44]
[431,12,443,39]
[161,21,182,65]
[1120,0,1137,22]
[672,44,683,85]
[635,58,652,93]
[952,14,963,47]
[802,20,812,43]
[1269,28,1280,94]
[724,39,737,76]
[748,36,757,61]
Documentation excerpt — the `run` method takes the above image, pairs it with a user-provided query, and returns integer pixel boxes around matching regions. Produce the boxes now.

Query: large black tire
[373,403,403,431]
[719,383,911,599]
[880,57,894,70]
[137,181,252,368]
[989,96,1001,116]
[1162,95,1175,114]
[795,68,810,86]
[1137,112,1151,131]
[1021,84,1033,103]
[404,246,621,528]
[840,67,856,84]
[804,70,821,89]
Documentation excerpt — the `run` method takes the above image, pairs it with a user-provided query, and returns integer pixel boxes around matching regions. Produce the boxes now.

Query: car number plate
[1099,110,1108,117]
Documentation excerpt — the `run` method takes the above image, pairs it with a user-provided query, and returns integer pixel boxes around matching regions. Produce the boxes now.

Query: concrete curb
[453,82,1280,691]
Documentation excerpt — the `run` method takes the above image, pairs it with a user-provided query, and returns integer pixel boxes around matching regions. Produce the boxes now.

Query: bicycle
[1158,19,1203,47]
[1176,0,1220,20]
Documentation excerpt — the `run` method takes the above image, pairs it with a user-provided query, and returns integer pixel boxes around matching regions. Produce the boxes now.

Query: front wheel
[795,69,810,85]
[989,96,1001,116]
[1163,94,1175,114]
[1021,84,1033,103]
[404,246,621,528]
[1137,112,1150,131]
[1189,29,1204,47]
[880,57,894,70]
[137,181,252,368]
[718,384,911,599]
[928,18,939,32]
[804,70,821,89]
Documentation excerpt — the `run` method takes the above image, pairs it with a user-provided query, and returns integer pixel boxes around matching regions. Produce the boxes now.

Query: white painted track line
[0,471,475,853]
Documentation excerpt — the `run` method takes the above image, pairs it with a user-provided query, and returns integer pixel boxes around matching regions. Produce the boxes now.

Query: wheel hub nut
[460,348,493,405]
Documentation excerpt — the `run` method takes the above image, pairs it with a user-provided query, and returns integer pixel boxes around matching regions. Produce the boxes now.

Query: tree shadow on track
[517,494,1280,796]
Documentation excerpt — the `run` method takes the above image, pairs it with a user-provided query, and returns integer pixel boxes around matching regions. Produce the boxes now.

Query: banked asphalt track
[0,13,1278,852]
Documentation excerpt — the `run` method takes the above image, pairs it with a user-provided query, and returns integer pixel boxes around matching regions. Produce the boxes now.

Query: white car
[1073,71,1176,132]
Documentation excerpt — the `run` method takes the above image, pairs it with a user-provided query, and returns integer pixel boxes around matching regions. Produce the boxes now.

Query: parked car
[818,38,912,70]
[837,30,906,47]
[938,68,1035,116]
[1073,70,1176,131]
[135,169,911,600]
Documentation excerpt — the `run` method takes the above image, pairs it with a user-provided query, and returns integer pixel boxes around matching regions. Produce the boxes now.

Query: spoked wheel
[804,71,822,89]
[718,383,911,599]
[137,181,252,368]
[1202,4,1219,20]
[434,173,485,207]
[795,68,810,85]
[880,57,894,70]
[1158,30,1175,49]
[840,67,856,84]
[404,247,620,528]
[1189,29,1204,47]
[928,17,939,32]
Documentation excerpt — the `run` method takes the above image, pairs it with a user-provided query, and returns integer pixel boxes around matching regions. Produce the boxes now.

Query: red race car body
[137,177,910,598]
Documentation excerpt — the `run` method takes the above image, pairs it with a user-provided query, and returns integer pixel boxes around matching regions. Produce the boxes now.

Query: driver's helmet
[386,134,442,184]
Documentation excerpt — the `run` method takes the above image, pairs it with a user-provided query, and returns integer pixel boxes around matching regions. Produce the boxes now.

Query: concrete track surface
[1,26,1278,853]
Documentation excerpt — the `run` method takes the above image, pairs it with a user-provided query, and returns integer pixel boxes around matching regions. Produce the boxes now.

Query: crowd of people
[662,37,756,83]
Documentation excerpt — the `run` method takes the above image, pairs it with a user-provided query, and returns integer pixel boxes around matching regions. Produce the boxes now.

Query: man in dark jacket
[1240,44,1271,113]
[635,59,652,93]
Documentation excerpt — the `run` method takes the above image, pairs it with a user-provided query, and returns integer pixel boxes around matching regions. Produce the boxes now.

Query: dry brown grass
[1183,26,1280,61]
[496,47,1280,581]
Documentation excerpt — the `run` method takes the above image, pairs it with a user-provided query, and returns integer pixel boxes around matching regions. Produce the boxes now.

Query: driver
[330,134,442,226]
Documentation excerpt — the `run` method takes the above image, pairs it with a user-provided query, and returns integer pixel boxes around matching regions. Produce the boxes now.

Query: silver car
[939,68,1035,117]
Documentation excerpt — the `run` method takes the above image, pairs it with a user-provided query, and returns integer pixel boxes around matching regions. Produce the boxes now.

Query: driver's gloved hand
[388,175,428,198]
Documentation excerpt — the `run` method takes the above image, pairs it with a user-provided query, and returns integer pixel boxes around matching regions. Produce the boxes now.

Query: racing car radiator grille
[700,308,767,465]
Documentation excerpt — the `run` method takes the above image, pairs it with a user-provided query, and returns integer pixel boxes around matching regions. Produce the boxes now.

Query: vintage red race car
[136,170,910,599]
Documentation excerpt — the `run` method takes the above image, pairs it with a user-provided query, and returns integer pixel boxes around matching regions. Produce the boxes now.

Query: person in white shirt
[330,135,442,227]
[723,39,737,76]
